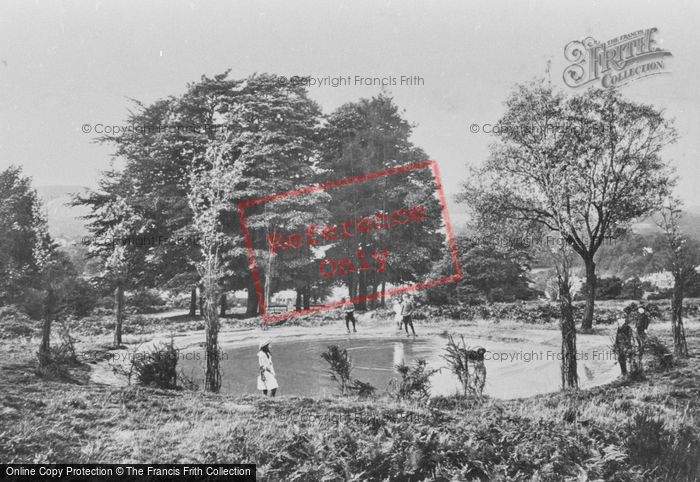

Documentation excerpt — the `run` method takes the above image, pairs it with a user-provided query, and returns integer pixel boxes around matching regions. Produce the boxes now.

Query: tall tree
[463,80,675,331]
[86,72,325,318]
[188,140,238,392]
[553,242,578,389]
[655,197,698,356]
[87,73,242,312]
[226,74,327,316]
[426,235,535,304]
[0,166,53,307]
[37,250,78,367]
[0,167,81,366]
[318,94,443,308]
[74,172,150,347]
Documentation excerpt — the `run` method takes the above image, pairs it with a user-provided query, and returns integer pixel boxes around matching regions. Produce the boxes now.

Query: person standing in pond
[401,294,417,337]
[257,339,278,396]
[341,298,357,333]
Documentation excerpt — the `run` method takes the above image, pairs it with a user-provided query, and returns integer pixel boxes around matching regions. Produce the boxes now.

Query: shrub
[619,277,644,300]
[390,359,438,403]
[63,278,98,317]
[94,295,115,310]
[644,336,673,371]
[54,320,78,363]
[131,340,179,389]
[321,345,376,397]
[646,289,672,300]
[321,345,353,395]
[18,287,45,320]
[126,289,167,314]
[577,276,623,301]
[442,334,486,398]
[35,321,80,379]
[348,379,376,397]
[626,409,700,480]
[0,305,36,338]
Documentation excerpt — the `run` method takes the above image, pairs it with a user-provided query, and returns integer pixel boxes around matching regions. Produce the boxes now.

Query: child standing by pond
[257,339,278,396]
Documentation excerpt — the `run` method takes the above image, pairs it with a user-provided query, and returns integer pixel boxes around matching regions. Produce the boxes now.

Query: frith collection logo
[563,28,672,88]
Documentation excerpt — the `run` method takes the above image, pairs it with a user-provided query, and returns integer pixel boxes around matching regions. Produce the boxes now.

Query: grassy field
[1,310,700,480]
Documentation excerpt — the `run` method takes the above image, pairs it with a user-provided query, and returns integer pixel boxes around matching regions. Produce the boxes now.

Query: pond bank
[88,314,617,399]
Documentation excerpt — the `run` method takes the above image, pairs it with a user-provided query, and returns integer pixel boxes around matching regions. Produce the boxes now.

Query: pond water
[178,334,620,399]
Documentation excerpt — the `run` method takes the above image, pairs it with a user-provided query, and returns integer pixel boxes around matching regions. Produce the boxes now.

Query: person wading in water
[341,298,357,333]
[257,339,278,396]
[401,294,417,338]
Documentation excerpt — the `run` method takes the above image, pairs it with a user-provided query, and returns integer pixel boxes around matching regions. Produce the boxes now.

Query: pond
[178,334,620,399]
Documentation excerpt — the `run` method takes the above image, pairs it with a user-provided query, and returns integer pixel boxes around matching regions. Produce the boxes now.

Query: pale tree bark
[246,275,259,317]
[657,197,691,357]
[263,225,276,310]
[556,248,578,390]
[189,285,197,317]
[188,141,237,392]
[38,288,56,367]
[671,274,688,356]
[203,274,221,392]
[581,256,596,332]
[219,293,227,317]
[113,284,125,347]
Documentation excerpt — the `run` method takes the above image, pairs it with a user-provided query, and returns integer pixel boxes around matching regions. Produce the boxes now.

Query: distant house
[639,271,674,290]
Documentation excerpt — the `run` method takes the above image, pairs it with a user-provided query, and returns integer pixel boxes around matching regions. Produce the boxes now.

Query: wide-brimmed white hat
[259,338,271,349]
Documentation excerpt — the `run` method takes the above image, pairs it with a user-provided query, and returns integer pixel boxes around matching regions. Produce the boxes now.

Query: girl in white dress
[257,339,278,396]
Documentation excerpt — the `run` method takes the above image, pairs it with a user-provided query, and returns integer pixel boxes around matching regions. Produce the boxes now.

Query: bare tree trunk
[357,271,367,310]
[264,234,275,310]
[113,284,124,347]
[348,273,357,300]
[219,293,227,317]
[380,280,386,308]
[295,288,302,311]
[557,251,578,390]
[560,300,578,390]
[39,288,56,367]
[189,285,197,317]
[581,256,596,332]
[671,277,688,356]
[204,285,221,392]
[198,284,205,316]
[246,275,259,317]
[303,285,310,310]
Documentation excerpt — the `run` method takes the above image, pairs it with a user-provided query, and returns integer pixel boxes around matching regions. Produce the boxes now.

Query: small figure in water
[401,294,417,337]
[466,347,487,396]
[257,339,278,397]
[341,298,357,333]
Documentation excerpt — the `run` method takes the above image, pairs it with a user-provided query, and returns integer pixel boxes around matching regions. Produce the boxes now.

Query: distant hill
[36,185,90,244]
[453,205,700,240]
[630,206,700,239]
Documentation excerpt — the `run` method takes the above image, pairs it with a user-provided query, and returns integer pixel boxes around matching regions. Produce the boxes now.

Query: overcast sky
[1,0,699,216]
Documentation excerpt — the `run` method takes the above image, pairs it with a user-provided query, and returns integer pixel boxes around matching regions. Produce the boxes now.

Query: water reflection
[393,342,404,367]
